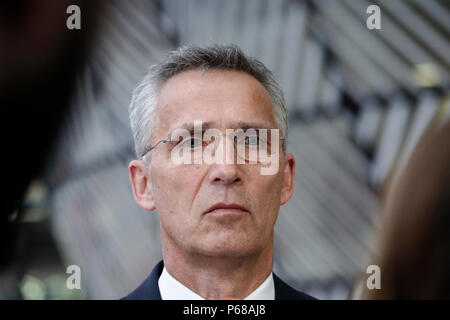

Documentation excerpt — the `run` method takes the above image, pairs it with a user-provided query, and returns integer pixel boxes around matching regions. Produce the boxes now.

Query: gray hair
[129,44,288,163]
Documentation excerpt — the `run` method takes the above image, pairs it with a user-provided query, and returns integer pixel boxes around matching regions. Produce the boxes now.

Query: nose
[209,163,241,185]
[208,133,241,185]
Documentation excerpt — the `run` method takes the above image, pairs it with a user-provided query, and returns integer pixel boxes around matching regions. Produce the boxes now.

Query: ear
[280,153,295,206]
[129,159,156,211]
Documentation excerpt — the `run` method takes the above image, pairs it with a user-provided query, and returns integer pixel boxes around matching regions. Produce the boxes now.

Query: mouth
[204,202,250,216]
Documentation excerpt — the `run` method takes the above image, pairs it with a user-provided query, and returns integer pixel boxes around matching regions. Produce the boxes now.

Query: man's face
[132,70,295,258]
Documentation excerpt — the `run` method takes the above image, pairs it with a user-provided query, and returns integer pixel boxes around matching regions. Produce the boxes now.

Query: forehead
[154,70,277,137]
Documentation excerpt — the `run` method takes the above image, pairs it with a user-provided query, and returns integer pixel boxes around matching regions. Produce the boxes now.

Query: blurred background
[1,0,449,299]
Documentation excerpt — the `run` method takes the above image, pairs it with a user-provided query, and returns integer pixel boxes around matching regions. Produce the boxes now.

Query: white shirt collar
[158,267,275,300]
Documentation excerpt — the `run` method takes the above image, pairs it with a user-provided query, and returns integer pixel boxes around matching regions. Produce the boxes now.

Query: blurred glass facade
[2,0,449,299]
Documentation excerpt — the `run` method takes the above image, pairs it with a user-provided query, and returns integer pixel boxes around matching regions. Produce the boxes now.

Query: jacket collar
[122,260,316,300]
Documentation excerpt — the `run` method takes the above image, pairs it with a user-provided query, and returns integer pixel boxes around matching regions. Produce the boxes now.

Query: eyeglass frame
[140,130,287,159]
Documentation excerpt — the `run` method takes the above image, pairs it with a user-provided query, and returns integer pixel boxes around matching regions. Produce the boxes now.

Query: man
[123,44,315,300]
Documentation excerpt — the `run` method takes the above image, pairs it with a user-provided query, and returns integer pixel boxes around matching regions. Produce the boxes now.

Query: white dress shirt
[158,267,275,300]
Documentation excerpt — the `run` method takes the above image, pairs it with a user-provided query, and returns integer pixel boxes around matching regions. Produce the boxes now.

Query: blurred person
[362,120,450,299]
[0,0,100,272]
[123,45,315,300]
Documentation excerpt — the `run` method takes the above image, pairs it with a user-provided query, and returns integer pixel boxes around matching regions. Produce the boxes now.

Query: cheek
[252,166,283,195]
[152,163,205,210]
[249,169,283,218]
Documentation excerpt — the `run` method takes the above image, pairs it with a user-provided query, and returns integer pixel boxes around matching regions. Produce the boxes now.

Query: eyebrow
[167,120,277,136]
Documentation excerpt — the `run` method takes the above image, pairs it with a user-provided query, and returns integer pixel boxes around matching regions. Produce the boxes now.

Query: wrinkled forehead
[152,70,277,140]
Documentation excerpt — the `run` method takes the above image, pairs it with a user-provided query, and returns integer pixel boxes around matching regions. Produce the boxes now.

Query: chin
[201,248,254,258]
[198,238,260,258]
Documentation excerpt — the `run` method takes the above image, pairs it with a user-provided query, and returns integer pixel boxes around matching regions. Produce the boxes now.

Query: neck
[161,236,273,300]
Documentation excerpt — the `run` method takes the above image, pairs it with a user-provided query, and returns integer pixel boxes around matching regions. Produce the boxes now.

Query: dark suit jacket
[122,260,316,300]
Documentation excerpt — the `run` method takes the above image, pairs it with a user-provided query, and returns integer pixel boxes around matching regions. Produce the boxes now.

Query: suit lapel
[273,273,316,300]
[123,260,316,300]
[122,260,164,300]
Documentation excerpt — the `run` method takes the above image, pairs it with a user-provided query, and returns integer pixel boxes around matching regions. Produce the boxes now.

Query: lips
[204,202,250,215]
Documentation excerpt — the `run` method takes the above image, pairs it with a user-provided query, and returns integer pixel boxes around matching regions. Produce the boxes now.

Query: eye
[235,135,261,146]
[181,137,203,149]
[246,136,259,145]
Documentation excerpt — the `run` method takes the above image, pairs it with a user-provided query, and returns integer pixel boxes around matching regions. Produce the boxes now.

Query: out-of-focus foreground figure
[362,121,450,299]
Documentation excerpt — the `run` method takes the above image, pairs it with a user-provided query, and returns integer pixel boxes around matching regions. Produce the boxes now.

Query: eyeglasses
[140,139,170,158]
[140,129,286,163]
